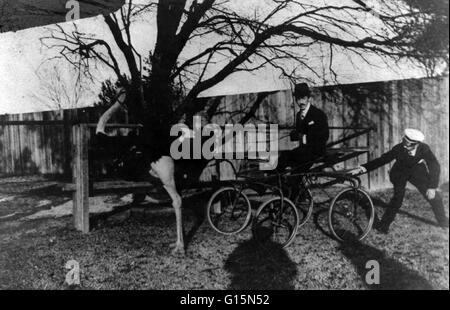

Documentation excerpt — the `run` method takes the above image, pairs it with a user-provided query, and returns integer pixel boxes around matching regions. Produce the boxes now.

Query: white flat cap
[404,128,425,143]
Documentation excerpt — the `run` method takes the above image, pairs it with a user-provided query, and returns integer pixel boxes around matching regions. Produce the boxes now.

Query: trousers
[381,163,448,229]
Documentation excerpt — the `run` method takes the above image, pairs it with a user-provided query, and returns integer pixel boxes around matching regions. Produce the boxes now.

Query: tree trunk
[146,0,187,125]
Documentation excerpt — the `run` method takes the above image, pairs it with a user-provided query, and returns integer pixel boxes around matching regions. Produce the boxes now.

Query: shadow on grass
[183,195,208,246]
[224,238,297,290]
[339,240,434,290]
[312,206,334,240]
[90,203,134,229]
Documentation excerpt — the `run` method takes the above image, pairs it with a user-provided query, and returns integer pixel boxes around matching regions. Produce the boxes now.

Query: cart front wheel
[252,197,299,248]
[206,187,252,235]
[329,188,374,242]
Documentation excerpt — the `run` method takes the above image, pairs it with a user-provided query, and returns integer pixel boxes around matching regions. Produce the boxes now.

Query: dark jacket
[362,143,441,188]
[290,105,329,156]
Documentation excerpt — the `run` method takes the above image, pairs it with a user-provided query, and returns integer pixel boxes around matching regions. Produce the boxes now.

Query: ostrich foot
[170,242,185,255]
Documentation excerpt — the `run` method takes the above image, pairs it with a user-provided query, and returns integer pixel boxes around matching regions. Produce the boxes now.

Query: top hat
[293,83,311,98]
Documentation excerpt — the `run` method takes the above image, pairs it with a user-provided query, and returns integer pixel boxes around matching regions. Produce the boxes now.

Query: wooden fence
[0,75,448,190]
[0,106,128,177]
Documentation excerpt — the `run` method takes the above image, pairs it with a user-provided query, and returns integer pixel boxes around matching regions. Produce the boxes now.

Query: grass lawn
[0,178,448,290]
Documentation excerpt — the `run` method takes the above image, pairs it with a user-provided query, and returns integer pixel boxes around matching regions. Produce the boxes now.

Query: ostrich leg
[150,156,185,255]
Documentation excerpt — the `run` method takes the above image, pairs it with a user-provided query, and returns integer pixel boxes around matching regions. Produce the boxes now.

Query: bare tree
[31,63,92,110]
[41,0,449,125]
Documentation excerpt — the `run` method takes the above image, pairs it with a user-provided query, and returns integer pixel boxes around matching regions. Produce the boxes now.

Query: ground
[0,176,448,290]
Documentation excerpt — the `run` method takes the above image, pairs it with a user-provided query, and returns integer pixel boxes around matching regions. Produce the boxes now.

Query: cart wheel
[206,187,252,235]
[252,197,299,248]
[328,188,374,242]
[292,187,314,229]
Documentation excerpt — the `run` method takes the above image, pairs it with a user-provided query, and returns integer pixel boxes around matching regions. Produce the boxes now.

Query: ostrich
[95,87,185,255]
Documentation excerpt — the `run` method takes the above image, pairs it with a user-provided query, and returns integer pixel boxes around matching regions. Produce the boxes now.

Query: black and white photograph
[0,0,448,292]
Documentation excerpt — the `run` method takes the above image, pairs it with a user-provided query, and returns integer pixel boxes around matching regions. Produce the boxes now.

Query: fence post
[72,124,89,233]
[63,115,72,178]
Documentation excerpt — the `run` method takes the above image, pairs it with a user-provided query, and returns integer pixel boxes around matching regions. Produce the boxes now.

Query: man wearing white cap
[350,128,448,233]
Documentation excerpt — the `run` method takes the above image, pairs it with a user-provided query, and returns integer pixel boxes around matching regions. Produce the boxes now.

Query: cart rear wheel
[252,197,299,248]
[206,187,252,235]
[328,188,374,242]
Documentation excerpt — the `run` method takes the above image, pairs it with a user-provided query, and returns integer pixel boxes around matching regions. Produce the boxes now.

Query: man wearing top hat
[350,128,449,233]
[278,82,330,171]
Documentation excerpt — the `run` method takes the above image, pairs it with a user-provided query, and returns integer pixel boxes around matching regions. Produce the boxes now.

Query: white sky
[0,0,431,114]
